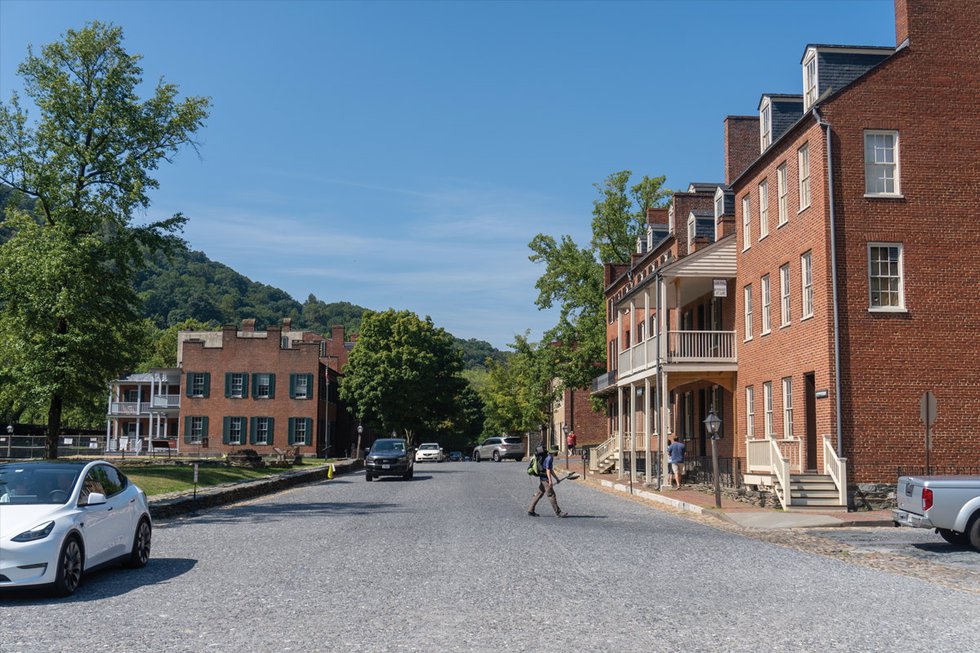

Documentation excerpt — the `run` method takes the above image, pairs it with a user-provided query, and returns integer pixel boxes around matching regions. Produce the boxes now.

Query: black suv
[365,438,414,481]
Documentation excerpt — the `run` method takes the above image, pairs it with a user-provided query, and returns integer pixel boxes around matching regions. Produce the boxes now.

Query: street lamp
[356,423,364,460]
[562,424,570,469]
[5,424,12,459]
[703,408,723,509]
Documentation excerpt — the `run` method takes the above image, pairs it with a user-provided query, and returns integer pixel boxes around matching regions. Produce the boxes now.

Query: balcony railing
[591,370,617,394]
[666,330,736,363]
[109,394,181,415]
[151,394,181,409]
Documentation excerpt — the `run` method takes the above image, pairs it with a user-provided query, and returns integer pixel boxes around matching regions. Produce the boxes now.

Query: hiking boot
[557,511,569,518]
[527,511,539,517]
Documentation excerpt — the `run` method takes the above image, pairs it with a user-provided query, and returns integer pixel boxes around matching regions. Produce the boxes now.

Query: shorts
[670,462,685,476]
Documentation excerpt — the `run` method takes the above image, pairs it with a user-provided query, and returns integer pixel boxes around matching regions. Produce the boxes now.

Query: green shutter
[241,374,249,398]
[287,417,295,445]
[289,374,296,399]
[249,417,257,445]
[202,416,209,439]
[223,417,231,445]
[186,376,193,398]
[268,374,276,399]
[251,373,258,399]
[203,373,211,398]
[307,374,314,400]
[242,416,248,444]
[305,418,313,445]
[184,416,192,444]
[225,373,232,398]
[268,417,275,446]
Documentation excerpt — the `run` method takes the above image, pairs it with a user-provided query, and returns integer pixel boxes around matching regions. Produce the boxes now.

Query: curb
[147,460,361,520]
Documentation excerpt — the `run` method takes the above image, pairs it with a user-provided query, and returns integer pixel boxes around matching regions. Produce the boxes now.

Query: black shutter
[184,416,192,444]
[249,417,257,445]
[268,417,275,446]
[268,374,276,399]
[203,373,211,398]
[225,373,232,398]
[287,417,295,445]
[289,374,296,399]
[223,417,230,445]
[242,374,249,398]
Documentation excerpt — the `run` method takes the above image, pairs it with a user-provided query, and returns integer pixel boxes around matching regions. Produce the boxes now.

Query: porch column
[644,376,652,484]
[630,382,637,481]
[660,369,670,487]
[617,385,624,480]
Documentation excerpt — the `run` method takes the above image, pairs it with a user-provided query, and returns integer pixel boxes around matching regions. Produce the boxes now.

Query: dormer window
[760,98,772,150]
[803,50,817,109]
[668,205,675,234]
[714,187,724,221]
[687,214,696,255]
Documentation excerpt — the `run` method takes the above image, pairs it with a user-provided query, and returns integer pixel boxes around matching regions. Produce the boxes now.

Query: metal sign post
[193,463,199,500]
[919,391,937,475]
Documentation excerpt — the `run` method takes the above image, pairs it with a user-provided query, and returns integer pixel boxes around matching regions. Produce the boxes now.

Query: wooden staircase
[788,473,845,510]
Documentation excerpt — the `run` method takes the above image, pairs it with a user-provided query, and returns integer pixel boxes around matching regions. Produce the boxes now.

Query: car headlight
[12,521,56,542]
[398,455,408,462]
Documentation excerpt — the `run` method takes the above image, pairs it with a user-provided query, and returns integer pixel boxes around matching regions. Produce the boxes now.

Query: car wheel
[53,535,84,597]
[968,512,980,552]
[492,451,500,462]
[474,452,481,463]
[365,473,373,482]
[937,528,969,547]
[124,518,152,568]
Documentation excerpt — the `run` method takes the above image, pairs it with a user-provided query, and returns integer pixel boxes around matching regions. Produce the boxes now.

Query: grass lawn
[121,458,330,497]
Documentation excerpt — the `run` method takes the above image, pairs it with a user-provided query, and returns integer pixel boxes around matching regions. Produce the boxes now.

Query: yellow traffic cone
[327,464,334,480]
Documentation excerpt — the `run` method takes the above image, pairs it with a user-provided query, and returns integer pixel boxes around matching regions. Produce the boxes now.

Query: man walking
[667,437,686,489]
[528,445,568,518]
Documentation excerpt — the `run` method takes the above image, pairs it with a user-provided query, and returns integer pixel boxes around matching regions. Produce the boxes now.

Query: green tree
[480,334,552,438]
[339,309,465,446]
[0,22,210,457]
[138,318,216,371]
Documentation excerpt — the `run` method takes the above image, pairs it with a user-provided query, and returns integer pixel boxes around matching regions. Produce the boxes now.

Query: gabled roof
[687,182,722,194]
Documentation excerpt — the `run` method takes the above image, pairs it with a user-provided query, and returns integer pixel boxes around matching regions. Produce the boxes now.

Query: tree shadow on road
[157,500,409,529]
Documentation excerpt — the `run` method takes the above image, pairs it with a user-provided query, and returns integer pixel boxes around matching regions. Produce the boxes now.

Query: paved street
[2,462,978,653]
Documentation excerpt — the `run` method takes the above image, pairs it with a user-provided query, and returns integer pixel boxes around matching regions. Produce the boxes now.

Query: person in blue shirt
[528,445,568,518]
[667,437,687,489]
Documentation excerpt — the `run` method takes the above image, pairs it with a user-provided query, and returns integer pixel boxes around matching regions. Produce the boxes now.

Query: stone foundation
[849,483,896,511]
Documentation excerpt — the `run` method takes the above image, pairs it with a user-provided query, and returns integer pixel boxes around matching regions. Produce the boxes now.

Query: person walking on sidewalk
[528,445,568,518]
[667,437,686,489]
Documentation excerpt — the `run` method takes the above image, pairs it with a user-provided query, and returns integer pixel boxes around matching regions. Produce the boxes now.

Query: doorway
[804,373,817,471]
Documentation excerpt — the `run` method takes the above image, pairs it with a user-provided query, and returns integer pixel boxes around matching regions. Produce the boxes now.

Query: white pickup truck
[893,475,980,551]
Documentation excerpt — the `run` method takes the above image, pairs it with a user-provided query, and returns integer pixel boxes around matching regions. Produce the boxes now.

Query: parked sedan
[415,443,444,463]
[365,438,414,481]
[0,460,152,596]
[472,436,525,462]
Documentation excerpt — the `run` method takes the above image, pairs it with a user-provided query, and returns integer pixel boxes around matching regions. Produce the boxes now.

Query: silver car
[472,436,524,462]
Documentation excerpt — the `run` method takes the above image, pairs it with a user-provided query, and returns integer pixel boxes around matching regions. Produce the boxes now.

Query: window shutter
[251,374,258,399]
[223,417,231,445]
[288,417,295,445]
[242,374,249,398]
[186,376,194,398]
[242,416,248,443]
[289,374,296,399]
[225,373,232,398]
[249,417,257,445]
[184,416,192,444]
[203,373,211,398]
[202,416,209,439]
[306,374,314,399]
[305,418,313,445]
[268,374,276,399]
[268,417,275,446]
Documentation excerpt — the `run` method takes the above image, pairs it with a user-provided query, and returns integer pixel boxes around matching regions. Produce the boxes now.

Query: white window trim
[256,373,271,399]
[742,195,751,251]
[777,163,788,226]
[864,129,902,198]
[801,251,814,319]
[743,284,753,341]
[190,417,204,443]
[714,186,725,222]
[779,264,791,327]
[761,274,771,335]
[867,242,906,312]
[803,50,817,110]
[229,417,243,445]
[798,143,811,212]
[758,179,769,240]
[687,214,696,255]
[760,97,772,151]
[782,377,794,440]
[763,381,773,439]
[746,386,755,439]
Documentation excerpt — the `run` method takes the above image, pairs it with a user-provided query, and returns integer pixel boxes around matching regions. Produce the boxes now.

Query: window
[188,372,210,398]
[868,243,905,310]
[743,284,753,340]
[777,164,788,226]
[865,130,900,196]
[746,386,755,439]
[687,214,696,255]
[758,179,769,239]
[782,377,794,439]
[761,274,771,335]
[742,195,751,250]
[226,373,247,399]
[798,143,811,210]
[763,381,773,438]
[608,299,614,324]
[224,416,245,445]
[801,251,813,318]
[252,373,275,399]
[291,373,311,399]
[803,51,817,109]
[780,264,791,326]
[186,416,208,444]
[714,190,724,220]
[760,99,772,150]
[254,417,271,445]
[289,417,312,446]
[668,205,675,234]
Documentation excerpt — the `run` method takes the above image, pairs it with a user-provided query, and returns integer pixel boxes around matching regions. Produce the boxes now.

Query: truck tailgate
[896,476,923,515]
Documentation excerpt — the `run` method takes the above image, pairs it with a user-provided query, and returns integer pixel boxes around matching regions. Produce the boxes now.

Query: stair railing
[769,438,789,510]
[822,435,848,507]
[591,435,617,471]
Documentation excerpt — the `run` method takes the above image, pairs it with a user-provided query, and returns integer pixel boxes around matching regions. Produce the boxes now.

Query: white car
[0,460,152,596]
[414,443,444,463]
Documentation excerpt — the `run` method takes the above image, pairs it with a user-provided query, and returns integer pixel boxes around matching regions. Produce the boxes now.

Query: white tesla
[0,460,152,596]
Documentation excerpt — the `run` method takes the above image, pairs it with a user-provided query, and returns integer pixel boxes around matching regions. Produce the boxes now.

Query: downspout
[812,107,844,458]
[654,269,664,489]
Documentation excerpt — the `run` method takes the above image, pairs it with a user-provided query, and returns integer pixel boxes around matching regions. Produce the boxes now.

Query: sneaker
[527,511,539,517]
[557,511,569,518]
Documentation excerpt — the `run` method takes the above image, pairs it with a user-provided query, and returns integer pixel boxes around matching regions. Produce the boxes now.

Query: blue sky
[0,0,894,349]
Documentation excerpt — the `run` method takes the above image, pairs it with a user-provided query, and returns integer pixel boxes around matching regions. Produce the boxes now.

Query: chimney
[724,116,760,185]
[282,317,292,331]
[241,318,256,333]
[894,0,909,45]
[331,325,346,343]
[646,207,669,226]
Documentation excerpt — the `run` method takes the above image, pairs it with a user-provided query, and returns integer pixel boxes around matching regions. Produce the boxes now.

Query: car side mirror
[83,492,107,506]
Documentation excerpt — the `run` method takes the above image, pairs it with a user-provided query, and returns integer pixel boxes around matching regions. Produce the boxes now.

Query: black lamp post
[356,423,364,460]
[562,424,570,469]
[704,408,723,509]
[5,424,12,459]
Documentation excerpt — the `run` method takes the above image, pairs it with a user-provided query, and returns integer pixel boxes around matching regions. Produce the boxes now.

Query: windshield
[0,464,82,505]
[503,437,523,445]
[372,440,406,453]
[420,444,438,450]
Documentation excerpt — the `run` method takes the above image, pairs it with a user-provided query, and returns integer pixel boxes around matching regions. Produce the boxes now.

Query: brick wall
[725,116,761,185]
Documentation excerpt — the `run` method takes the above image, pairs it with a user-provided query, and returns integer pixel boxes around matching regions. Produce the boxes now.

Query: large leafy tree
[339,309,465,446]
[0,22,210,457]
[528,171,670,398]
[480,334,553,438]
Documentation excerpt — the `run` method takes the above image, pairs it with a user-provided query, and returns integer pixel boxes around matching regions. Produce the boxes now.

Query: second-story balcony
[151,394,181,409]
[617,330,737,379]
[108,394,181,416]
[591,369,618,396]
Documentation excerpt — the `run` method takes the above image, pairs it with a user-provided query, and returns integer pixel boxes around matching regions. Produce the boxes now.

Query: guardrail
[822,435,847,506]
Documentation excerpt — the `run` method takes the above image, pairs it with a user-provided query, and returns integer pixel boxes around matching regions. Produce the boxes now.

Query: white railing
[666,330,736,362]
[591,435,617,471]
[769,438,789,510]
[632,344,646,370]
[109,402,140,415]
[151,394,181,409]
[618,350,630,374]
[823,435,848,506]
[746,438,772,472]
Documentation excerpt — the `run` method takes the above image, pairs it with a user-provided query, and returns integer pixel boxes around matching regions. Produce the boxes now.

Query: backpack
[527,447,546,476]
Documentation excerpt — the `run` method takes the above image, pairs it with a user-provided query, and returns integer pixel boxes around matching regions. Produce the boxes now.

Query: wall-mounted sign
[713,279,727,298]
[815,389,829,399]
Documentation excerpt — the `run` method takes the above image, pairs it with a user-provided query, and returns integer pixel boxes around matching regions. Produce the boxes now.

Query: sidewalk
[557,459,895,529]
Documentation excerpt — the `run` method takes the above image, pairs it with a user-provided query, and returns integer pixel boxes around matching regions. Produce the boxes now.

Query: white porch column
[616,385,624,480]
[644,376,652,484]
[660,369,670,487]
[630,382,637,481]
